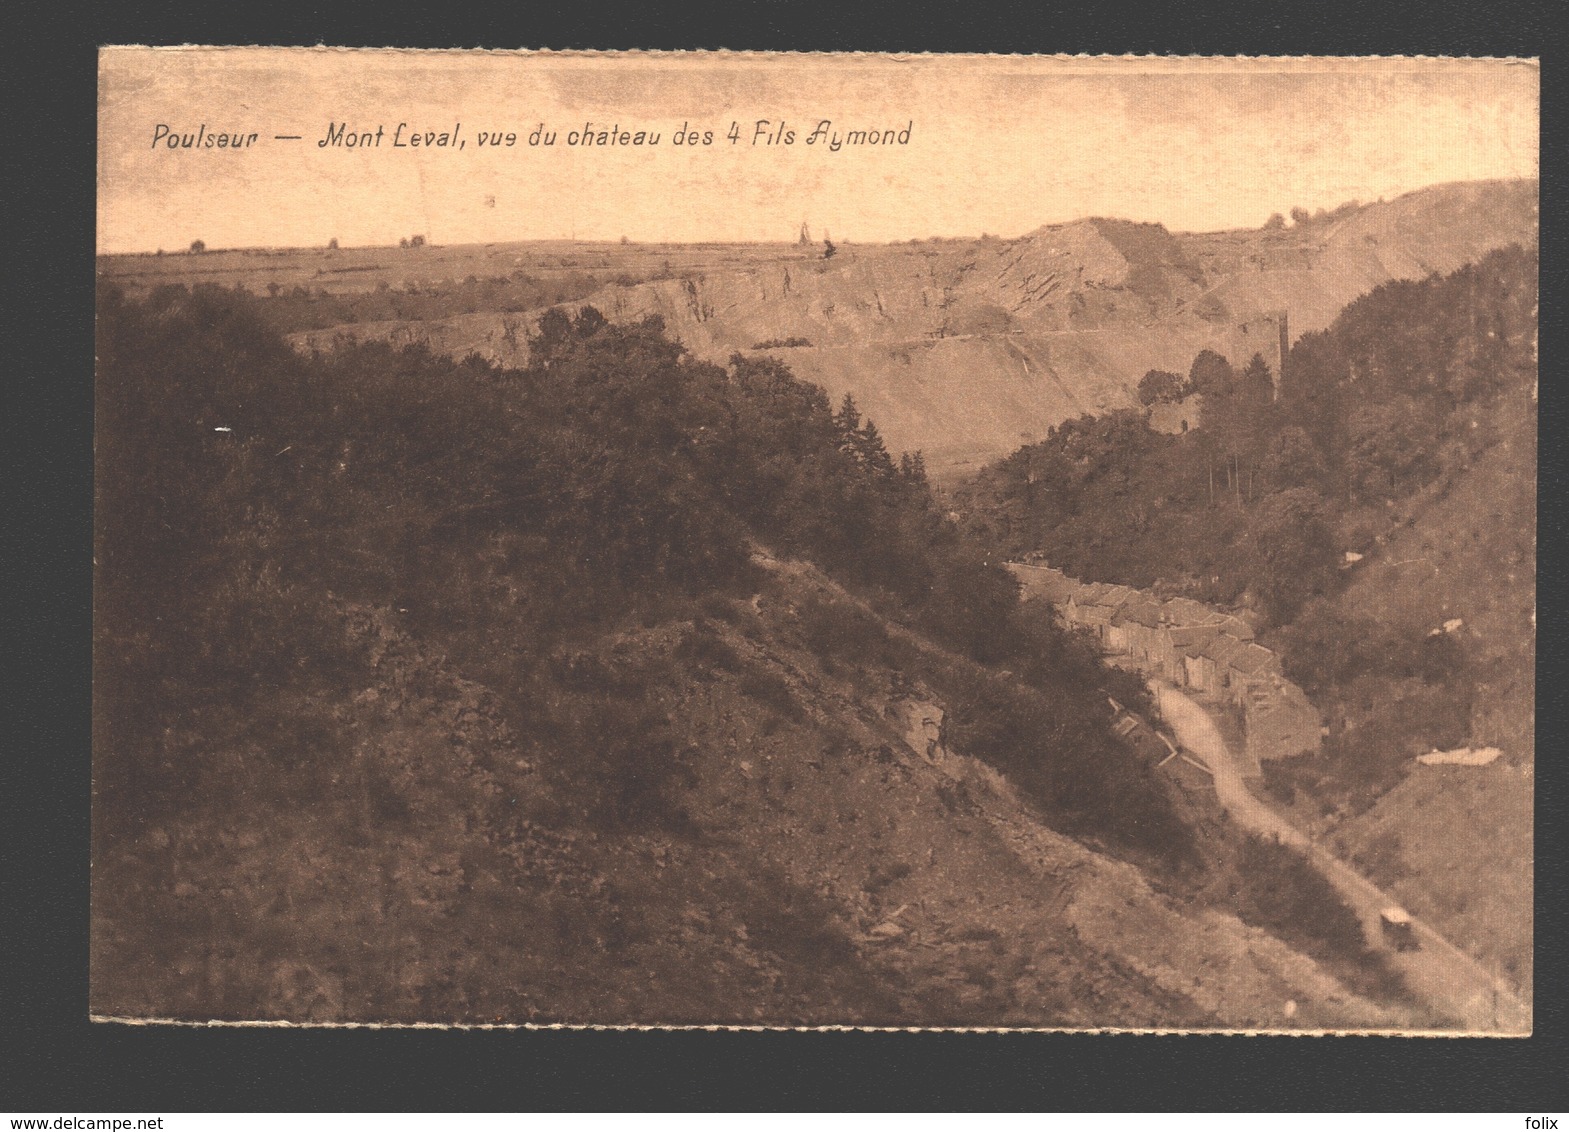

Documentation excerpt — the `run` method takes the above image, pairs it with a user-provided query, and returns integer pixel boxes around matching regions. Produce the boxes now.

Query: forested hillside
[955,244,1538,993]
[104,284,1419,1026]
[93,280,1424,1026]
[956,244,1536,624]
[94,284,1148,750]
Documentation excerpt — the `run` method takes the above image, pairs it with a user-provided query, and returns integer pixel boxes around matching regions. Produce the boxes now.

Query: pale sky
[97,50,1539,253]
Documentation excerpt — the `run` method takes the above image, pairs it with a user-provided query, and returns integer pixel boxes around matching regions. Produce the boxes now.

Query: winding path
[1151,681,1530,1034]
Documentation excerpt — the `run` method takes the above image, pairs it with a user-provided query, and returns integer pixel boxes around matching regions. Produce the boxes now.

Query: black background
[7,0,1563,1111]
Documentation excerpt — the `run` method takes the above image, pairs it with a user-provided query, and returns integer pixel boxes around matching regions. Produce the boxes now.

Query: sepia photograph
[92,49,1538,1033]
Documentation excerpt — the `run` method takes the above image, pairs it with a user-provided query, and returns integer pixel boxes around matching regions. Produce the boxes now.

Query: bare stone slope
[290,179,1537,476]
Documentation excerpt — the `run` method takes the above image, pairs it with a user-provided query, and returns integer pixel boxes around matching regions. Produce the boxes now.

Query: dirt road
[1151,681,1530,1034]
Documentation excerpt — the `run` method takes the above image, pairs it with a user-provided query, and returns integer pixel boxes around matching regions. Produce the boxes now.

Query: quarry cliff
[288,179,1538,476]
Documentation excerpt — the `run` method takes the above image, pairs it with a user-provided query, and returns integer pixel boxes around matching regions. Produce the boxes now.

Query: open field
[98,238,811,296]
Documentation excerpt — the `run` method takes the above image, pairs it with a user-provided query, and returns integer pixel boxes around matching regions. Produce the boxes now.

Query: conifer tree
[833,393,862,456]
[1241,352,1275,405]
[855,418,895,477]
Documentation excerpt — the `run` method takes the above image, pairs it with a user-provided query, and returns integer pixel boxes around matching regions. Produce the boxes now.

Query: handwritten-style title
[149,120,914,154]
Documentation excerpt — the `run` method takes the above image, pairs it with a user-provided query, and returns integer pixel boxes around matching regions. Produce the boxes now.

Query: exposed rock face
[895,696,949,765]
[289,179,1538,475]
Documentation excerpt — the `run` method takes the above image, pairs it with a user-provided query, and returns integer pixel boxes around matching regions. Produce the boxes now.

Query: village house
[1222,642,1280,705]
[1169,623,1225,689]
[1008,559,1320,761]
[1208,613,1256,642]
[1179,631,1242,693]
[1008,563,1077,604]
[1069,583,1137,646]
[1162,596,1224,628]
[1103,600,1133,653]
[1241,677,1322,763]
[1110,598,1173,671]
[1061,581,1099,625]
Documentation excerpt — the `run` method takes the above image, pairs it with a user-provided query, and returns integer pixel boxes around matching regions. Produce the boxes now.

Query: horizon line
[94,175,1538,259]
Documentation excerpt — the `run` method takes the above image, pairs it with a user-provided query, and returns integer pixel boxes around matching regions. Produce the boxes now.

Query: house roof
[1096,585,1137,609]
[1168,623,1223,651]
[1197,636,1246,666]
[1163,598,1221,626]
[1114,599,1166,628]
[1229,642,1278,675]
[1013,565,1076,603]
[1271,682,1319,717]
[1212,615,1256,641]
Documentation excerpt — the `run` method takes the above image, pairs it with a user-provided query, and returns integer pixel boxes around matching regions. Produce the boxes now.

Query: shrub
[1228,834,1410,1003]
[675,622,744,674]
[798,595,893,666]
[738,667,803,721]
[942,665,1197,875]
[1233,835,1364,953]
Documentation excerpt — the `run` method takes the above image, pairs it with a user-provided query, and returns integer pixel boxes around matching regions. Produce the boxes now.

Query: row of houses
[1009,562,1322,765]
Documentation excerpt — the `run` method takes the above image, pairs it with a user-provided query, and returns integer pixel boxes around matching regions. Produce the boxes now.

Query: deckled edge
[89,1015,1530,1037]
[95,47,1540,63]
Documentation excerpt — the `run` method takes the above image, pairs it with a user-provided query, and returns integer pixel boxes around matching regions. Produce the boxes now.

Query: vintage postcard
[93,49,1538,1032]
